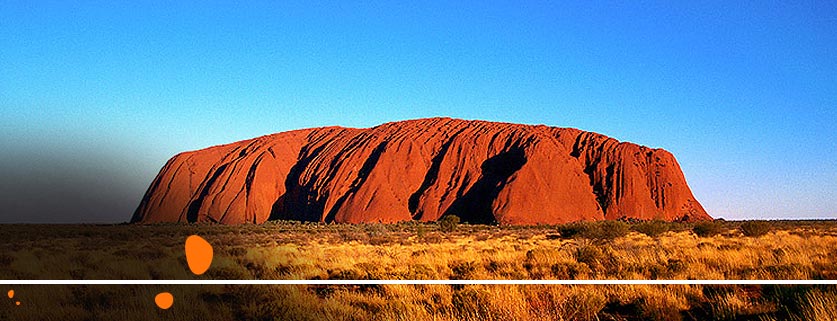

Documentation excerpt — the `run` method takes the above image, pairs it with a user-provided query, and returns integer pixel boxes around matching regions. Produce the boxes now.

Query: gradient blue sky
[1,1,835,222]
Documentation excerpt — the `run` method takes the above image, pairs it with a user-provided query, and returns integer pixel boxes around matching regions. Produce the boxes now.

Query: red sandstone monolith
[132,118,709,224]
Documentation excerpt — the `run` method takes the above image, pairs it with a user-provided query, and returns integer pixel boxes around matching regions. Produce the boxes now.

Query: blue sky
[1,1,835,222]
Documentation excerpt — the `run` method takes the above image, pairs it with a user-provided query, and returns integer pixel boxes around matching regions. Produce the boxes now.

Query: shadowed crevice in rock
[186,163,229,222]
[583,163,602,212]
[268,144,329,222]
[443,148,527,224]
[324,142,388,222]
[409,139,455,220]
[243,154,266,200]
[570,134,584,158]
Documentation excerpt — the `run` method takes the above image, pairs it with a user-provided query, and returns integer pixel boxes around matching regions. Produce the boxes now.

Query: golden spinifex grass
[1,220,836,320]
[4,283,837,320]
[8,220,830,281]
[231,228,836,281]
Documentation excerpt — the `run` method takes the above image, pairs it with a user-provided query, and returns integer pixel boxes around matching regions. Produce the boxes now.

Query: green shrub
[439,215,460,233]
[594,220,630,240]
[740,220,772,237]
[557,223,586,239]
[632,220,670,237]
[415,223,427,238]
[574,244,605,267]
[693,221,724,237]
[558,220,629,241]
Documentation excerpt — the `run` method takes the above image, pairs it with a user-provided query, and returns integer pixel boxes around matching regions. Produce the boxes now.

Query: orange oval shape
[7,289,13,298]
[185,235,213,275]
[155,292,173,309]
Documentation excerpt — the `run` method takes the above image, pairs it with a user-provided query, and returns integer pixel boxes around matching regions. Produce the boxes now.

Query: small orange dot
[16,301,20,306]
[155,292,174,309]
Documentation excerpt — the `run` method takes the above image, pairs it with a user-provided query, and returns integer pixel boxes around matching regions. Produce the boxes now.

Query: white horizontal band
[1,280,835,285]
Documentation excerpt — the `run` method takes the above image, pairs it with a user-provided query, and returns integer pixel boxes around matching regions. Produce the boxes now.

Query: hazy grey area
[0,138,161,223]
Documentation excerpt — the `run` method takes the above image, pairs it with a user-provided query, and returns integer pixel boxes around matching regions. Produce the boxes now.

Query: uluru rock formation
[132,118,709,225]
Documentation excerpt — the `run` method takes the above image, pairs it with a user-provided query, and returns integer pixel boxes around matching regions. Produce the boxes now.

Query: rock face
[132,118,710,225]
